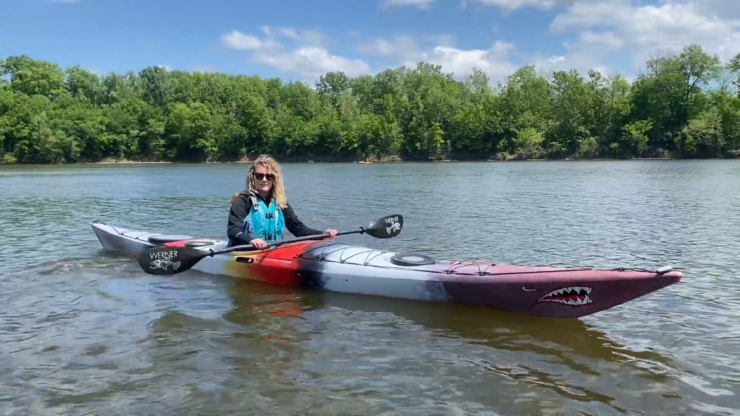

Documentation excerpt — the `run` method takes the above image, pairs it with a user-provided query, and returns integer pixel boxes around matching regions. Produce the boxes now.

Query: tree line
[1,43,739,164]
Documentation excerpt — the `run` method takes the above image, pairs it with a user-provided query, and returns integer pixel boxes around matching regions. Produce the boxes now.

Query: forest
[1,43,740,164]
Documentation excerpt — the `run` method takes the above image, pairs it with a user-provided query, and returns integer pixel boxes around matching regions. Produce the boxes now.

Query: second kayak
[91,220,682,319]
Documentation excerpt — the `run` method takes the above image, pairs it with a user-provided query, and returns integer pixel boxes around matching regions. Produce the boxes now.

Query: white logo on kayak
[384,216,401,235]
[149,259,181,271]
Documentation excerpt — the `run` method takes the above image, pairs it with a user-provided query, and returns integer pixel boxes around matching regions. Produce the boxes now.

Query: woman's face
[252,164,275,195]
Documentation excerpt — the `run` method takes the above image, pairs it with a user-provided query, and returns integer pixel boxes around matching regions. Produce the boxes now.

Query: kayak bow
[91,220,682,319]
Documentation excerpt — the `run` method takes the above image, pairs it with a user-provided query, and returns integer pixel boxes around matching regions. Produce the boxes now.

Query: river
[1,160,739,415]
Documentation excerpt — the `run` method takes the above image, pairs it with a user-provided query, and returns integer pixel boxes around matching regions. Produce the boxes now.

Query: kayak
[91,220,682,319]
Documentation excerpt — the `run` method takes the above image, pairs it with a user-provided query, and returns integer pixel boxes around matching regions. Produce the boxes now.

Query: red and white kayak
[91,221,682,319]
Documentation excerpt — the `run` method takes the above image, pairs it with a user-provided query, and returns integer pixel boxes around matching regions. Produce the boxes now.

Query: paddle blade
[364,214,404,238]
[136,246,205,276]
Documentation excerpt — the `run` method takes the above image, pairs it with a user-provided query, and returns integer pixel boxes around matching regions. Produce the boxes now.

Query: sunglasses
[253,172,275,181]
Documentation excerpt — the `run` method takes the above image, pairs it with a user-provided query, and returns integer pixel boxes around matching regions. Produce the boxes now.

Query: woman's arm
[227,195,254,245]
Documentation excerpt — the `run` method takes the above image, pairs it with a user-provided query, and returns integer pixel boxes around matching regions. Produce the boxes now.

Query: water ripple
[1,161,739,415]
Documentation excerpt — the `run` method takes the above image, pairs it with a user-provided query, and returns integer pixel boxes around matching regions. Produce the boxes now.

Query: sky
[1,0,740,84]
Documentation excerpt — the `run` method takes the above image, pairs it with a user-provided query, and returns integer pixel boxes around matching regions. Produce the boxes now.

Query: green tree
[3,55,66,98]
[0,49,738,164]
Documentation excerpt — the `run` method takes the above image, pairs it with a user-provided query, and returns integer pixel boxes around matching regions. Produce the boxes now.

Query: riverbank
[2,150,739,166]
[0,157,740,166]
[3,155,739,166]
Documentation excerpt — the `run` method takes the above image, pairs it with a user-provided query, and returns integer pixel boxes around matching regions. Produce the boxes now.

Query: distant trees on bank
[1,44,739,164]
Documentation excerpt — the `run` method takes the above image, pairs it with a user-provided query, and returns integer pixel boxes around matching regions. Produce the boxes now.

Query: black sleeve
[283,202,323,237]
[227,195,253,245]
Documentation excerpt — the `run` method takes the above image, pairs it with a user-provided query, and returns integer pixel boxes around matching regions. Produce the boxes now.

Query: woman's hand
[250,238,268,249]
[325,229,338,238]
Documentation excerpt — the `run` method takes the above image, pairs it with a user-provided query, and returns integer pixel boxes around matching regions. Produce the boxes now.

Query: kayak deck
[91,221,683,319]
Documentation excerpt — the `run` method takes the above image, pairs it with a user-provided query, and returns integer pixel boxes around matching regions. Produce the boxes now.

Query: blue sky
[1,0,739,83]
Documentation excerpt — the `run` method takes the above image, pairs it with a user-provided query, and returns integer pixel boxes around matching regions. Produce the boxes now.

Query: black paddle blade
[136,246,205,276]
[364,214,404,238]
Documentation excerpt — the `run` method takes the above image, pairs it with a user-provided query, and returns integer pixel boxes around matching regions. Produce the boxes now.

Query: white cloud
[357,35,421,59]
[254,47,371,79]
[420,41,519,81]
[156,64,173,72]
[218,1,740,85]
[537,0,740,77]
[473,0,573,11]
[356,34,455,62]
[221,30,262,50]
[468,0,740,78]
[219,26,372,80]
[356,34,519,82]
[548,1,622,33]
[698,0,740,19]
[578,31,624,51]
[547,55,565,64]
[380,0,436,9]
[528,29,624,76]
[258,25,328,49]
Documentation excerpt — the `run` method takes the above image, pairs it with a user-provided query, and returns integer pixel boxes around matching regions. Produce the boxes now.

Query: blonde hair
[246,154,288,208]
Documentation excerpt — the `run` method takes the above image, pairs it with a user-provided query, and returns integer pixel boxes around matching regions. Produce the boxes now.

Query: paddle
[136,214,404,276]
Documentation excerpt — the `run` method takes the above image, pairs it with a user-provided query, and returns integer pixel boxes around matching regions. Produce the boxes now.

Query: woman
[227,154,338,249]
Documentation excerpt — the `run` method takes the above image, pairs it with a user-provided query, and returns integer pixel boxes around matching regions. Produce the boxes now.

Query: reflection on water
[213,279,691,415]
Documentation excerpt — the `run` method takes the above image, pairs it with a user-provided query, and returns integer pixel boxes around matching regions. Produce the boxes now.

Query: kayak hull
[91,221,682,319]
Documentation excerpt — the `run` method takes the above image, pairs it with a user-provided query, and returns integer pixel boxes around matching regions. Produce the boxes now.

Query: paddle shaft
[202,228,365,258]
[137,214,402,276]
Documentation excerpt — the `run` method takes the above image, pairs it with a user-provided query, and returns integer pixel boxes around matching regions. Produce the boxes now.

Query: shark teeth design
[536,286,593,306]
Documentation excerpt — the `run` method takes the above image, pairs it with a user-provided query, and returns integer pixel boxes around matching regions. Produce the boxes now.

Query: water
[1,160,739,415]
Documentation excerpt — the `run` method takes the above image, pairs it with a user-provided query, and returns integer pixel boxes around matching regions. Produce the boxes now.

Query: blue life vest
[242,193,285,243]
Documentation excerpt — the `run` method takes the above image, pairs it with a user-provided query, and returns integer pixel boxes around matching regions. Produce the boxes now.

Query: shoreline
[2,155,739,166]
